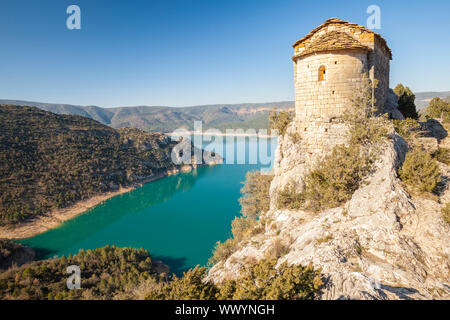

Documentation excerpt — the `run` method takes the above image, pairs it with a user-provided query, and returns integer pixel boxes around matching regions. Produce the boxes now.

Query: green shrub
[209,215,265,266]
[347,114,390,146]
[441,203,450,225]
[433,148,450,165]
[231,216,261,242]
[425,97,450,122]
[394,84,419,119]
[208,238,238,266]
[304,145,373,211]
[343,74,391,146]
[0,246,154,300]
[144,266,217,300]
[393,119,421,141]
[278,145,373,212]
[268,110,293,136]
[398,148,441,193]
[216,259,322,300]
[239,171,274,220]
[143,259,322,301]
[210,171,273,266]
[277,183,305,210]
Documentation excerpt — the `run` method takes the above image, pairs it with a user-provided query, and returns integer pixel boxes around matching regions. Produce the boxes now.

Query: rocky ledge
[208,122,450,300]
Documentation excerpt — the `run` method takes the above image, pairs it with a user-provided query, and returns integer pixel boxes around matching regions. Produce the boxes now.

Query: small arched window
[318,65,326,82]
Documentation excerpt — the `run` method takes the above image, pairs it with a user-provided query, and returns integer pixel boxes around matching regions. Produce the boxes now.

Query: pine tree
[394,84,419,119]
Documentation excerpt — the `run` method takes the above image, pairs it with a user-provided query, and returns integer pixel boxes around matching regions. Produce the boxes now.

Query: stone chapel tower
[291,18,392,156]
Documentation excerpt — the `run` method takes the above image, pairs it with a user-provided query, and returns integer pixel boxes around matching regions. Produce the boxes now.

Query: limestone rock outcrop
[208,129,450,300]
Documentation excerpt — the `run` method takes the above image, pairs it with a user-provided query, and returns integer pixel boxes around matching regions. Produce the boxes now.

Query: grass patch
[315,235,333,244]
[264,238,290,260]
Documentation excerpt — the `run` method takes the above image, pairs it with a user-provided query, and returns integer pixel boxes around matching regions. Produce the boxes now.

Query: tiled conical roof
[299,31,371,57]
[293,18,392,59]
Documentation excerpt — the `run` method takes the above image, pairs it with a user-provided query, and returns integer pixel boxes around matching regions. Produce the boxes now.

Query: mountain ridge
[2,92,448,132]
[0,100,292,132]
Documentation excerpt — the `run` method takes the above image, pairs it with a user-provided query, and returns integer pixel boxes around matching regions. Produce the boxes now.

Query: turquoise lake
[19,137,277,275]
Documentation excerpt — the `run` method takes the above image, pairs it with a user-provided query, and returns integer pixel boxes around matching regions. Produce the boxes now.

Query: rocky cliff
[208,100,450,300]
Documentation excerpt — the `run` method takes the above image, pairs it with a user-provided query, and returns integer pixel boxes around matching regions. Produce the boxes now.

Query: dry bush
[216,259,322,300]
[239,171,274,220]
[208,238,238,266]
[433,148,450,165]
[398,148,441,193]
[268,110,293,136]
[393,118,421,142]
[265,238,290,260]
[278,145,374,212]
[425,97,450,122]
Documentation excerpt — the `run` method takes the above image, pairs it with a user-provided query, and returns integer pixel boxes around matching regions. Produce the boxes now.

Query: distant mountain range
[0,100,294,133]
[1,91,448,132]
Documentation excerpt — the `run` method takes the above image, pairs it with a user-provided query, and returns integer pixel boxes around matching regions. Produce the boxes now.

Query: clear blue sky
[1,0,449,107]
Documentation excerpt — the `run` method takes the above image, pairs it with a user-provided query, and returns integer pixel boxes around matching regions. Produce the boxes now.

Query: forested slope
[0,105,183,224]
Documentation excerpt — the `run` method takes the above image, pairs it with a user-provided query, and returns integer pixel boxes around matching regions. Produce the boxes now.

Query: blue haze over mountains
[0,100,293,132]
[1,91,449,132]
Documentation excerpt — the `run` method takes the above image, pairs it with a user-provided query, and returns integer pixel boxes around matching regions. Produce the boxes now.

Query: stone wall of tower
[293,23,391,113]
[293,50,369,122]
[292,50,368,161]
[369,38,390,111]
[292,24,391,161]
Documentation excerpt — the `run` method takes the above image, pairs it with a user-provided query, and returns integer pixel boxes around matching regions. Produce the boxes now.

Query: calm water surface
[19,137,277,274]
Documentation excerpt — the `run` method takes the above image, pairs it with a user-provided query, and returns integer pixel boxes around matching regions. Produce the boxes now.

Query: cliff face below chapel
[208,107,450,300]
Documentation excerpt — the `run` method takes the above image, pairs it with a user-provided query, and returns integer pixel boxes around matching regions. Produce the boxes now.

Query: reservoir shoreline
[0,164,210,240]
[167,131,277,138]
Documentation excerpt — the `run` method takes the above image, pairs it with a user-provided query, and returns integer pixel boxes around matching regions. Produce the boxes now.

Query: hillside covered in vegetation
[0,100,294,132]
[0,105,193,225]
[1,92,448,132]
[0,244,321,300]
[0,239,34,271]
